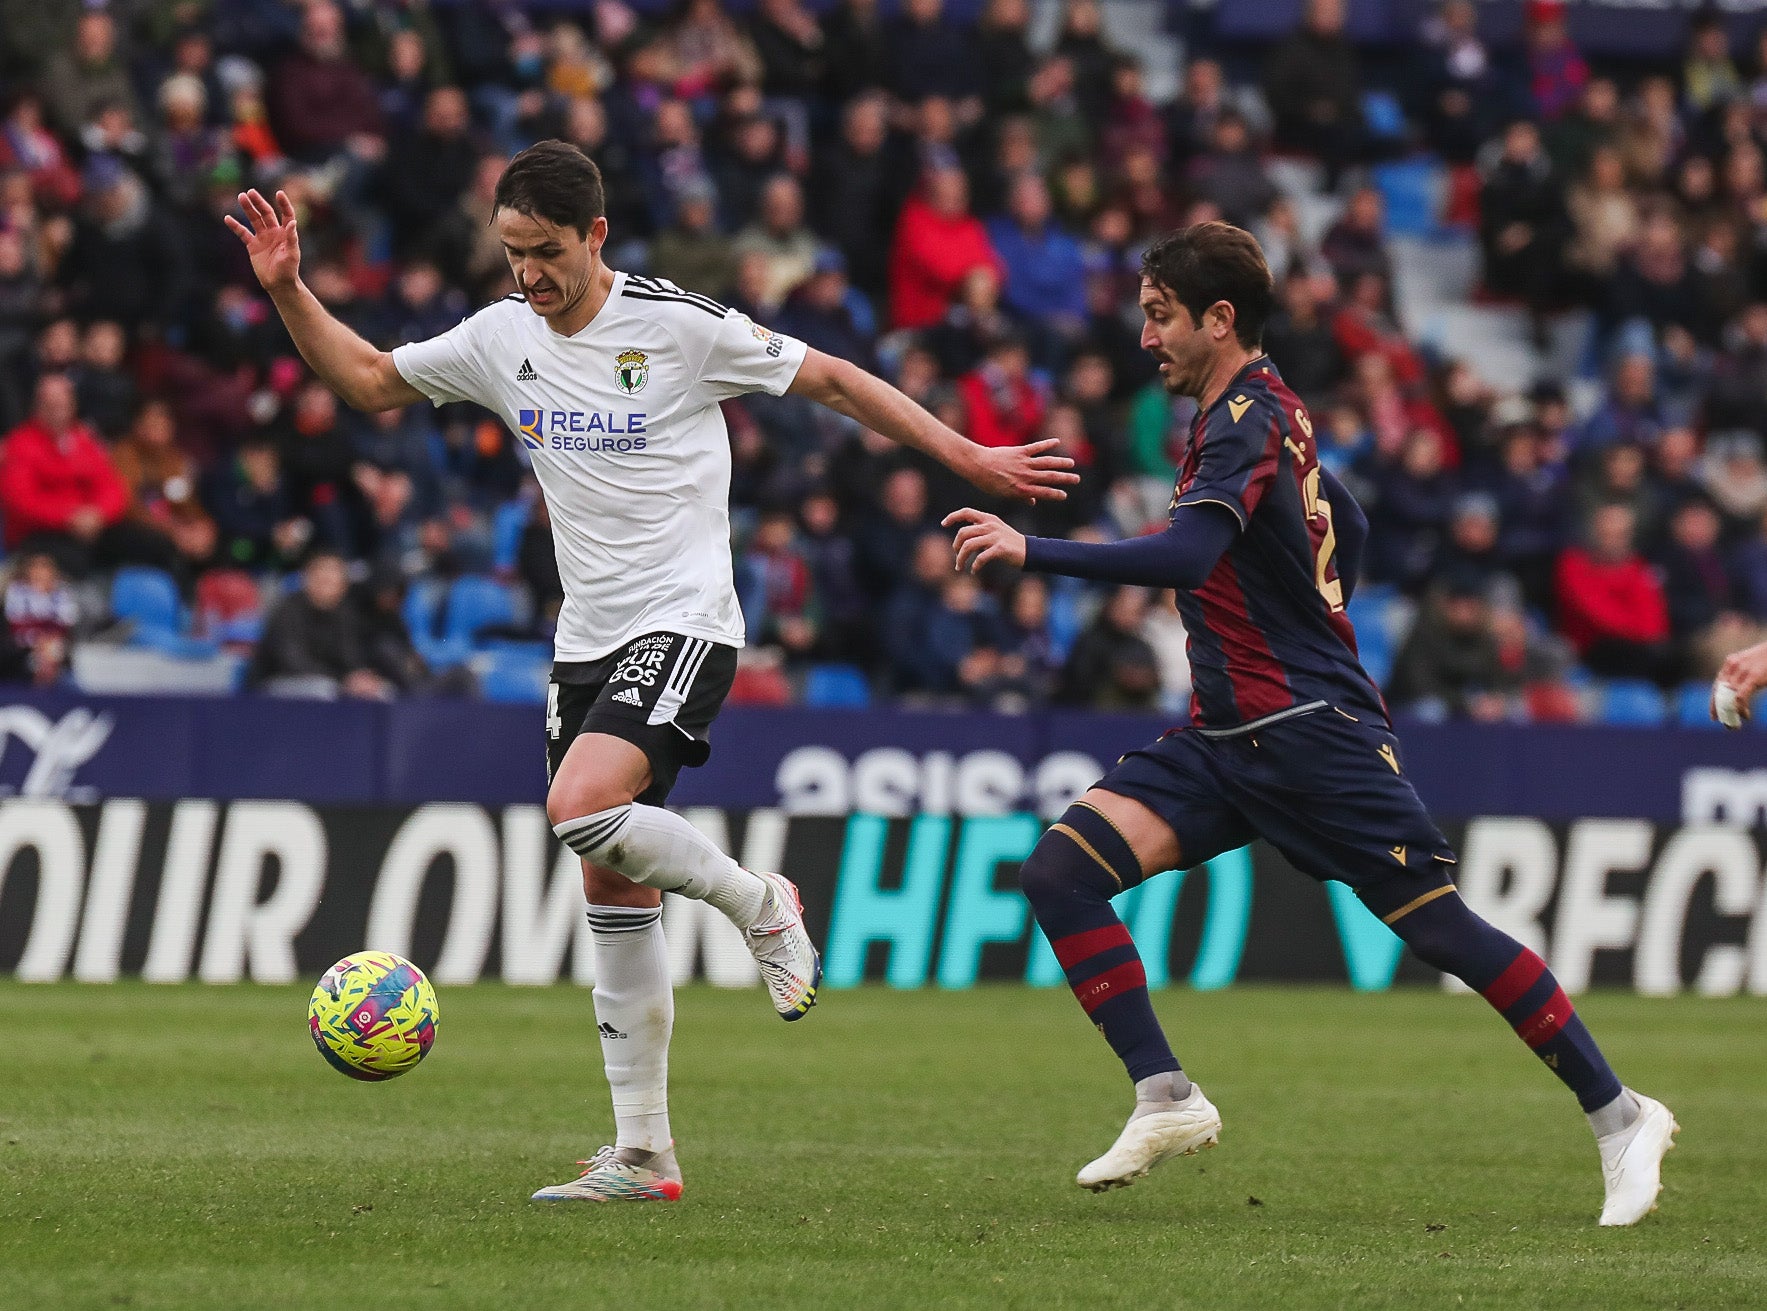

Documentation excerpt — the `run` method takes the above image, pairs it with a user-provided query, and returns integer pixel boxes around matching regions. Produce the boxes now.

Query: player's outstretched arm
[788,349,1079,503]
[224,189,422,412]
[943,504,1238,585]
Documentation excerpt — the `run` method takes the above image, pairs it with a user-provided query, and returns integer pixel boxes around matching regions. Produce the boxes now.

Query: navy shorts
[1099,704,1457,889]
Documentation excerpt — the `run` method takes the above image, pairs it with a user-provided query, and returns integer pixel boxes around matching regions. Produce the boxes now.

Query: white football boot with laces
[744,870,821,1021]
[1597,1090,1678,1226]
[1076,1082,1222,1191]
[530,1144,683,1202]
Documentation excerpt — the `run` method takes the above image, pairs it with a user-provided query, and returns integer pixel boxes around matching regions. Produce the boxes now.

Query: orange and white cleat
[530,1144,683,1202]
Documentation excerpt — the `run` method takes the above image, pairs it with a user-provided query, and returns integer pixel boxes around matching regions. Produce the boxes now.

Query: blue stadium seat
[1361,90,1408,142]
[1372,158,1443,237]
[1356,625,1396,690]
[479,646,550,704]
[414,635,473,671]
[804,663,871,708]
[403,577,445,640]
[1675,681,1723,729]
[491,500,532,572]
[442,576,517,645]
[110,566,181,636]
[1601,680,1667,727]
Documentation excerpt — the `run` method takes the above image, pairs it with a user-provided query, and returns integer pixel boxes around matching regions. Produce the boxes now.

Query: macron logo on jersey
[516,406,649,454]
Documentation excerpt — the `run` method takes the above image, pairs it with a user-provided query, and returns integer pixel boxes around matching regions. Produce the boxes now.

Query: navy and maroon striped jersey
[1170,356,1384,730]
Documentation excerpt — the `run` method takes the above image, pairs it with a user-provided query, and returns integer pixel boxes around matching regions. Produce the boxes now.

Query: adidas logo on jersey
[611,687,644,707]
[516,357,538,381]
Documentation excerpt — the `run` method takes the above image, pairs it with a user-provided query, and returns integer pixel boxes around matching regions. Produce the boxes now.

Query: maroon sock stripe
[1482,948,1547,1012]
[1516,985,1573,1048]
[1052,922,1134,970]
[1073,959,1147,1016]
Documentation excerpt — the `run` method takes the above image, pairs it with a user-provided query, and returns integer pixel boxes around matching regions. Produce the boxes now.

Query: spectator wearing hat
[61,158,189,330]
[1522,0,1589,122]
[649,177,738,301]
[1437,492,1511,597]
[775,247,877,373]
[1391,573,1520,722]
[1700,429,1767,538]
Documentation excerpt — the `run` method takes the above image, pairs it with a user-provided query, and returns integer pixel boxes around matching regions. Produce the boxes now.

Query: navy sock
[1019,803,1181,1084]
[1364,879,1624,1112]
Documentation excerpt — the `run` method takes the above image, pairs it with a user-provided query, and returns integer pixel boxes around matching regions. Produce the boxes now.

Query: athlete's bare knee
[547,734,652,827]
[582,861,661,908]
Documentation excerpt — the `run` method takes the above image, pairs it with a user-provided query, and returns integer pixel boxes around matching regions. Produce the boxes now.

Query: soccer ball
[308,951,439,1081]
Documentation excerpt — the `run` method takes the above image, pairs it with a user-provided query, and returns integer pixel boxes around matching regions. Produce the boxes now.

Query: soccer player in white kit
[227,140,1078,1201]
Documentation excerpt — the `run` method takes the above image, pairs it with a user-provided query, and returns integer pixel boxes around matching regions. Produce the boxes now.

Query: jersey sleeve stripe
[620,287,727,319]
[623,275,729,316]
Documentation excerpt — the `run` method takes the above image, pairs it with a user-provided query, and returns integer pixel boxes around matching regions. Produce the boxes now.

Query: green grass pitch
[3,982,1762,1310]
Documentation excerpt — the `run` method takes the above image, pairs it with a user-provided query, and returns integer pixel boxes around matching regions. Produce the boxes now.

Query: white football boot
[530,1144,683,1202]
[1076,1083,1222,1192]
[744,870,821,1021]
[1597,1090,1678,1226]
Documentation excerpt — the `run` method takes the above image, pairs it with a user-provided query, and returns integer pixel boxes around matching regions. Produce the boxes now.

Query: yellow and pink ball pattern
[308,951,439,1081]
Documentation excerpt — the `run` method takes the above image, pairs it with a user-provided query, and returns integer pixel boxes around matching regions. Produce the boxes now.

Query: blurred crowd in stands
[4,0,1767,722]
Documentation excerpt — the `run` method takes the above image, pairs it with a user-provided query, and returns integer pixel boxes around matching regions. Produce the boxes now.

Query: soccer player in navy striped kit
[945,222,1677,1225]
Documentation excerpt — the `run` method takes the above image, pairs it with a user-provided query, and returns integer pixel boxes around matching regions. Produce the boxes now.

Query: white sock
[586,903,673,1154]
[1587,1088,1642,1140]
[557,804,769,929]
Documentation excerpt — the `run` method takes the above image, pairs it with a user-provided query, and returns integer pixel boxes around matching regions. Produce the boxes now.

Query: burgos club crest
[615,348,649,395]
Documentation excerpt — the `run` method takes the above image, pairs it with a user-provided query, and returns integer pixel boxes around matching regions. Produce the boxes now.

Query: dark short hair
[1139,221,1274,348]
[492,140,606,237]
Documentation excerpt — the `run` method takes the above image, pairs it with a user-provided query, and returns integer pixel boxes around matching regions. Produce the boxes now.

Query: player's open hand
[965,438,1080,503]
[1713,639,1767,727]
[943,508,1026,573]
[223,189,302,294]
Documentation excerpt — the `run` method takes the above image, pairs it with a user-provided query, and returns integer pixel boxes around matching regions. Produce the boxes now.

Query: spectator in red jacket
[957,329,1046,449]
[888,156,1002,329]
[1555,501,1677,684]
[0,373,172,577]
[268,0,384,164]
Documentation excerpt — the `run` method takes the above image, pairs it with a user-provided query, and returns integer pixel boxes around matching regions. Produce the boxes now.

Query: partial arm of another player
[225,189,422,412]
[1713,639,1767,726]
[1322,466,1366,602]
[788,348,1079,504]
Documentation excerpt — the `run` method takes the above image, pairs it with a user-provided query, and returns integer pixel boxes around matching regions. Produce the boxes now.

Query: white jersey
[392,271,807,661]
